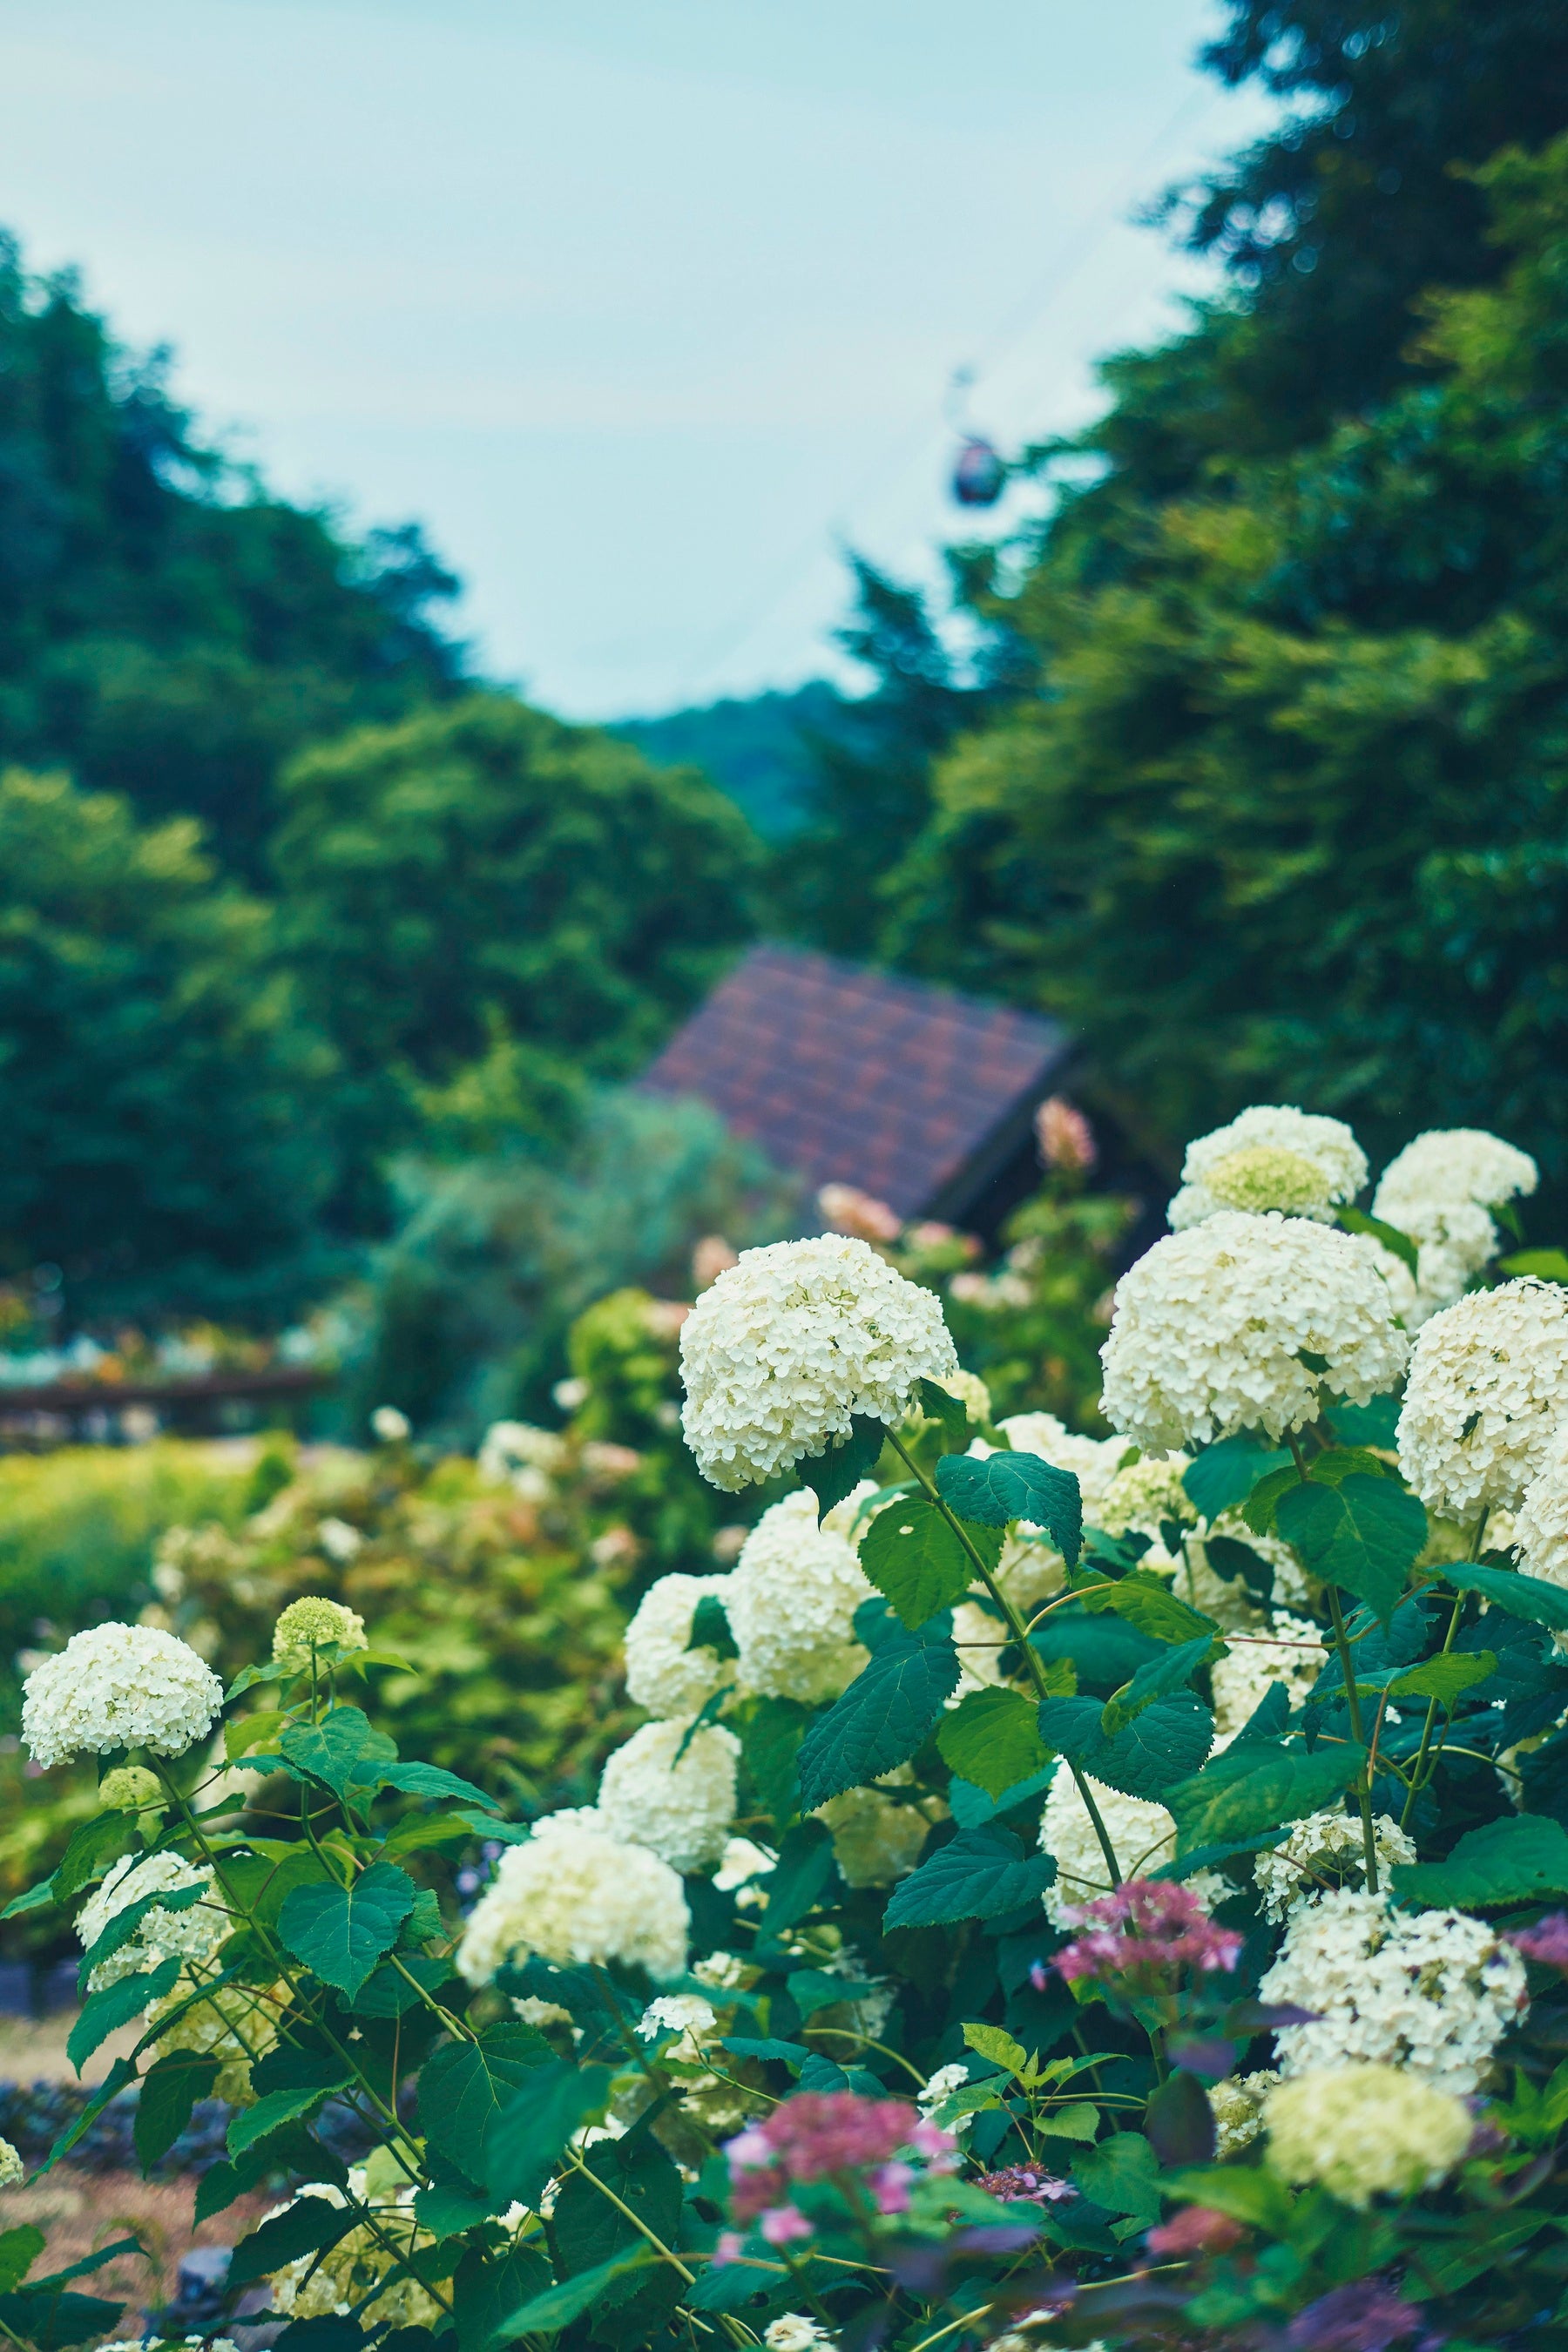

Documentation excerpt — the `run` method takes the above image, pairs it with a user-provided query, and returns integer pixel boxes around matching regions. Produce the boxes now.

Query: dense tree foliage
[0,234,463,874]
[876,0,1568,1196]
[0,768,339,1314]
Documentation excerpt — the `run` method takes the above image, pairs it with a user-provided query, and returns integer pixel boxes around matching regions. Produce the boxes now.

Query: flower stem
[886,1429,1120,1886]
[1286,1436,1379,1890]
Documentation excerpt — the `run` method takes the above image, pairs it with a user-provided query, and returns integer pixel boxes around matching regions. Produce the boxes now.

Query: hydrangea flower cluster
[1513,1427,1568,1639]
[1038,1772,1179,1922]
[595,1715,740,1873]
[1254,1808,1417,1923]
[75,1850,224,1992]
[1097,1454,1195,1540]
[1368,1128,1538,1325]
[1512,1912,1568,1970]
[272,1595,367,1659]
[455,1809,688,1983]
[724,2091,955,2241]
[679,1234,957,1490]
[1396,1278,1568,1519]
[1259,1889,1528,2094]
[1167,1105,1368,1230]
[266,2173,444,2330]
[0,2138,23,2189]
[622,1571,739,1717]
[1264,2063,1472,2206]
[1052,1878,1243,1990]
[1099,1213,1407,1452]
[21,1622,224,1767]
[1209,1615,1327,1738]
[726,1490,874,1704]
[816,1775,941,1888]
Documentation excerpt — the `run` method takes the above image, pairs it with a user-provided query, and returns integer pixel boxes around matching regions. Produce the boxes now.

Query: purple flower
[1053,1877,1243,1990]
[1511,1910,1568,1971]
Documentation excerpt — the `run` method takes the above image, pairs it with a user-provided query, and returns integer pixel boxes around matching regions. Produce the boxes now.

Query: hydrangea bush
[10,1110,1568,2352]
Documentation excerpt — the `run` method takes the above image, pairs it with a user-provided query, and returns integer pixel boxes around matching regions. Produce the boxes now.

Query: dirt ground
[0,2011,273,2320]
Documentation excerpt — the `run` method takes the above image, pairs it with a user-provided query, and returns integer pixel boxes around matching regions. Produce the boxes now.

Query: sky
[0,1,1274,720]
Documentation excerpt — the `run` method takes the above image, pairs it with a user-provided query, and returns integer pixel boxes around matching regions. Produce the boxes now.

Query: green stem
[887,1429,1121,1886]
[1288,1436,1379,1892]
[1400,1510,1486,1831]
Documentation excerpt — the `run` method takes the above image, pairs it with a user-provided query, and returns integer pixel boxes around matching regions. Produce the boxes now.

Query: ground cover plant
[5,1108,1568,2351]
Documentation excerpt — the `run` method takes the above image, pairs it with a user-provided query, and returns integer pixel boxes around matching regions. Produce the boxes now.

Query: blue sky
[0,1,1273,718]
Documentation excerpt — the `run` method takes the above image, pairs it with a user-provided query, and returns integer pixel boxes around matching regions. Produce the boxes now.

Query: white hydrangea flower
[1206,2069,1279,2156]
[713,1837,776,1899]
[455,1811,688,1984]
[937,1370,992,1425]
[265,2172,442,2330]
[22,1623,224,1767]
[0,2138,23,2188]
[764,2318,838,2352]
[145,1972,284,2105]
[1099,1214,1407,1454]
[370,1404,411,1443]
[477,1420,568,1486]
[1209,1615,1326,1738]
[76,1851,225,1992]
[918,2061,974,2125]
[1265,2063,1472,2207]
[623,1572,739,1718]
[1516,1427,1568,1648]
[996,1413,1128,1520]
[596,1717,740,1874]
[679,1234,957,1490]
[1097,1455,1195,1538]
[1168,1106,1368,1230]
[816,1774,940,1887]
[637,1993,717,2058]
[1375,1129,1538,1221]
[1038,1770,1177,1923]
[1253,1809,1417,1923]
[1371,1131,1539,1328]
[692,1950,750,1990]
[727,1491,873,1705]
[1397,1279,1568,1520]
[1259,1888,1527,2094]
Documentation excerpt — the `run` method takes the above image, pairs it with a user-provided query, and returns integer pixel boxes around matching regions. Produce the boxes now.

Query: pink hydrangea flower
[1053,1877,1243,1991]
[977,2166,1077,2206]
[760,2206,814,2246]
[724,2091,946,2225]
[1511,1911,1568,1971]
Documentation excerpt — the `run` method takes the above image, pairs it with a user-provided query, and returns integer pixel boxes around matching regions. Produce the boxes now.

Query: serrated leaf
[1240,1464,1301,1535]
[418,2023,555,2189]
[740,1695,808,1824]
[916,1376,973,1444]
[1031,1611,1163,1692]
[805,1414,888,1514]
[1391,1814,1568,1907]
[1071,2132,1160,2222]
[1437,1560,1568,1632]
[0,2229,44,2295]
[277,1707,397,1801]
[686,1592,739,1659]
[68,1957,181,2073]
[758,1819,832,1935]
[0,2289,125,2346]
[936,1687,1050,1799]
[549,2127,683,2344]
[278,1862,417,1998]
[376,1761,498,1810]
[1164,1740,1366,1859]
[1275,1474,1426,1624]
[1389,1651,1497,1706]
[1076,1572,1218,1645]
[353,1951,455,2017]
[962,2023,1029,2076]
[947,1762,1057,1827]
[1338,1207,1420,1278]
[861,1495,988,1629]
[1038,1693,1213,1800]
[133,2050,220,2172]
[227,2196,357,2288]
[1036,2103,1099,2141]
[1184,1436,1293,1522]
[936,1452,1081,1565]
[795,1632,960,1809]
[1100,1634,1223,1735]
[226,2073,352,2157]
[54,1811,133,1901]
[883,1824,1055,1928]
[455,2241,553,2352]
[486,2059,615,2207]
[225,1710,287,1761]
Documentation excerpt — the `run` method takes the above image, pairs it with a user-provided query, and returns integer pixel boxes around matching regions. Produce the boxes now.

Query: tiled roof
[640,944,1070,1219]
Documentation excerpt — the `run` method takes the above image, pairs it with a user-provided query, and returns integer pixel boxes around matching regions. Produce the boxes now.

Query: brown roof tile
[639,945,1069,1217]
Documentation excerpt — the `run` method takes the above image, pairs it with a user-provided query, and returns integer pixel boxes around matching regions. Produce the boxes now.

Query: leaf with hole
[936,1451,1081,1564]
[861,1494,993,1629]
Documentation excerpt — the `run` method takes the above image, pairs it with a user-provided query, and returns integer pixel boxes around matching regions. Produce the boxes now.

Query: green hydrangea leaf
[861,1495,991,1630]
[1164,1740,1367,1859]
[418,2022,555,2189]
[795,1631,960,1808]
[936,1686,1051,1800]
[486,2059,616,2207]
[67,1957,181,2074]
[1274,1473,1425,1624]
[806,1415,889,1515]
[132,2050,221,2173]
[278,1861,417,1999]
[1183,1436,1293,1522]
[1436,1559,1568,1633]
[1391,1814,1568,1907]
[1074,1572,1218,1646]
[883,1824,1056,1928]
[1037,1693,1213,1799]
[936,1452,1082,1565]
[227,2196,357,2289]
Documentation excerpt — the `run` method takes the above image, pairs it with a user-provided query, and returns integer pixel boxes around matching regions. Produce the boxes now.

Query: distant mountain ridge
[611,679,851,840]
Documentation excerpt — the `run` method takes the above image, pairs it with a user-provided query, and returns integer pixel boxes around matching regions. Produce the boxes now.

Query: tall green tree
[0,768,341,1315]
[0,234,463,872]
[883,2,1568,1194]
[272,693,764,1214]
